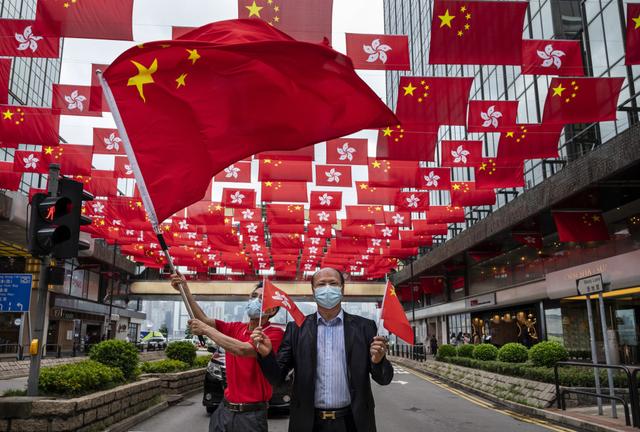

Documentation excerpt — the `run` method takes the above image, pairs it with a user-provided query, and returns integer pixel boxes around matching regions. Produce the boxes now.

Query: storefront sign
[465,293,496,310]
[577,274,604,296]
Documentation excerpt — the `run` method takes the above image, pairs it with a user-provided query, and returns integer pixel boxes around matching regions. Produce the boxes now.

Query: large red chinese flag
[441,140,483,167]
[0,19,59,58]
[238,0,333,43]
[552,210,609,242]
[262,279,306,326]
[497,123,563,164]
[521,40,584,76]
[429,0,527,65]
[103,19,395,222]
[381,281,414,345]
[396,76,473,127]
[326,138,368,165]
[542,77,624,124]
[34,0,134,41]
[467,100,519,133]
[376,124,438,161]
[52,85,101,117]
[626,4,640,65]
[475,158,524,190]
[213,161,252,183]
[0,105,59,146]
[345,33,410,70]
[0,59,11,105]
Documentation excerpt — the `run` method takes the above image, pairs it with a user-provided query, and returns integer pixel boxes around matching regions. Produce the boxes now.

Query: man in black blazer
[251,267,393,432]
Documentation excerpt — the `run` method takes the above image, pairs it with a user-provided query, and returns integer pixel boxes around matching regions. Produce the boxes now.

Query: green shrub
[497,343,529,363]
[436,344,457,360]
[529,341,569,368]
[140,359,189,374]
[166,341,197,366]
[473,344,498,361]
[457,344,475,358]
[89,339,139,380]
[39,360,124,396]
[2,389,26,397]
[193,355,211,369]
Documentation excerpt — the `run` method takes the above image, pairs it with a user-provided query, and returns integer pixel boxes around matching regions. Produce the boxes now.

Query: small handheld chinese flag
[381,281,414,345]
[262,279,306,326]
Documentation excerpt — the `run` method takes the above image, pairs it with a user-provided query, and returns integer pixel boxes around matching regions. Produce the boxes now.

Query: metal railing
[554,361,638,427]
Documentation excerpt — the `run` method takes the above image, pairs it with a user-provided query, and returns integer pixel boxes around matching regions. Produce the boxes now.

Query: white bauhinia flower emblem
[372,239,382,246]
[92,202,105,213]
[246,222,257,233]
[337,142,356,161]
[208,254,216,260]
[317,211,330,222]
[15,26,43,53]
[125,229,135,236]
[314,226,326,236]
[392,213,405,225]
[149,243,158,249]
[230,191,244,204]
[194,241,203,246]
[309,246,318,254]
[350,265,359,271]
[524,236,537,244]
[451,145,471,163]
[424,171,440,187]
[178,220,188,230]
[259,262,267,269]
[405,194,420,208]
[203,247,211,253]
[319,193,333,206]
[480,105,503,128]
[304,263,312,270]
[213,261,222,267]
[104,133,122,151]
[537,44,565,69]
[325,168,341,183]
[251,244,261,251]
[361,255,369,260]
[224,164,240,178]
[23,153,39,169]
[64,90,87,112]
[381,227,393,237]
[124,164,133,175]
[112,219,122,226]
[249,235,259,242]
[363,38,392,64]
[310,237,321,245]
[366,247,375,254]
[242,209,254,219]
[272,291,291,309]
[187,232,196,239]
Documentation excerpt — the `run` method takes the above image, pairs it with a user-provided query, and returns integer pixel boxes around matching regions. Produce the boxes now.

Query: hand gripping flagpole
[96,70,197,321]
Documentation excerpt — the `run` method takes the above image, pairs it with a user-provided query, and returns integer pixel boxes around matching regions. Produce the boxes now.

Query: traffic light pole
[27,164,60,396]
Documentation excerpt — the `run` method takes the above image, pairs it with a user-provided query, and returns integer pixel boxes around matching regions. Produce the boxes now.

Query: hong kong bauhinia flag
[237,0,333,43]
[381,281,414,344]
[213,161,252,183]
[626,3,640,65]
[441,140,482,167]
[326,138,368,165]
[428,0,528,65]
[52,85,101,117]
[103,19,395,221]
[0,19,60,58]
[34,0,134,41]
[262,279,306,326]
[467,100,518,133]
[345,33,410,70]
[521,39,584,76]
[542,77,624,124]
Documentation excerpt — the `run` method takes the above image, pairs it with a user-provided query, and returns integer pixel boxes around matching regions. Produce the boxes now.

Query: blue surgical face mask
[314,284,343,309]
[245,297,262,319]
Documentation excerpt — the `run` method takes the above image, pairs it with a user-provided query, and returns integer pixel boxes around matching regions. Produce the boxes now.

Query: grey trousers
[209,403,268,432]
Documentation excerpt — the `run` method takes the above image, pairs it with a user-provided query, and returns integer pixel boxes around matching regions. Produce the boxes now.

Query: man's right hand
[170,273,187,292]
[250,327,273,357]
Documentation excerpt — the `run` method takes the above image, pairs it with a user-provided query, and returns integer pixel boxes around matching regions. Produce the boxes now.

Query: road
[130,364,577,432]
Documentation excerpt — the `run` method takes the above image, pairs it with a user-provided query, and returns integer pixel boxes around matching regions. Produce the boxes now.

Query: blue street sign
[0,274,33,313]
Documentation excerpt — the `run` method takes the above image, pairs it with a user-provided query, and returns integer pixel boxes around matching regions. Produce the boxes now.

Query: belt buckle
[321,411,336,420]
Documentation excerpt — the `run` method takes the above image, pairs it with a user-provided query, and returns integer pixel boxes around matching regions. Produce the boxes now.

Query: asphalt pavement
[130,364,578,432]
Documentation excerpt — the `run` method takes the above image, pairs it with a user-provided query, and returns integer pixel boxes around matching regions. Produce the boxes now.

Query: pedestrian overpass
[128,280,386,301]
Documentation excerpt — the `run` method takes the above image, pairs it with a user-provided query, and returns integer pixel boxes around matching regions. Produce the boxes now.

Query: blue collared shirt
[315,309,351,409]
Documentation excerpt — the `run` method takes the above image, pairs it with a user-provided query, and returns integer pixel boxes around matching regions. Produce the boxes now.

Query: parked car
[202,346,292,415]
[140,336,167,350]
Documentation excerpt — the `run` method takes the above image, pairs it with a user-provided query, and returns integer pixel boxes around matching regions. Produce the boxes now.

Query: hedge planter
[141,367,206,395]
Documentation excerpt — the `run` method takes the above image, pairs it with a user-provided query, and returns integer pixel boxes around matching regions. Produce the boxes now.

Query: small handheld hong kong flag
[262,279,306,326]
[381,281,414,345]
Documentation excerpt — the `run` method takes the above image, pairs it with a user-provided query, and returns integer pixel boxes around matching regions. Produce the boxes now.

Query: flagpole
[377,274,390,337]
[96,70,196,320]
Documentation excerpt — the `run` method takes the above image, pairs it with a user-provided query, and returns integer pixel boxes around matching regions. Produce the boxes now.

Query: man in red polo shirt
[171,274,284,432]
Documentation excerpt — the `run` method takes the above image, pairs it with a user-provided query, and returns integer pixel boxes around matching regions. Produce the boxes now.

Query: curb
[106,399,169,432]
[392,359,631,432]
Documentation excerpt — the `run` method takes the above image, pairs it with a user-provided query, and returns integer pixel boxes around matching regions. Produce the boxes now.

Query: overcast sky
[58,0,386,209]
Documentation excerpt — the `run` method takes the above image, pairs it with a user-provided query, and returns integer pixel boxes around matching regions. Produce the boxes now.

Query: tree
[159,324,168,338]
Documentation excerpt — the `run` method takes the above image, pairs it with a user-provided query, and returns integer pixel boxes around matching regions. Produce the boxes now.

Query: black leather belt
[315,406,351,420]
[224,399,268,413]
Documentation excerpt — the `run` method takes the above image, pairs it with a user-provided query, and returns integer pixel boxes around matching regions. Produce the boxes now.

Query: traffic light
[28,178,93,258]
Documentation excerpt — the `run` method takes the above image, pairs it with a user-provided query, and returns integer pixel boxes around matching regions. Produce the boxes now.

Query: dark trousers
[209,403,268,432]
[312,412,357,432]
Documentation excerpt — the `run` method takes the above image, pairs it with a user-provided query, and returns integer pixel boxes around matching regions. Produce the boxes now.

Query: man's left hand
[370,336,388,364]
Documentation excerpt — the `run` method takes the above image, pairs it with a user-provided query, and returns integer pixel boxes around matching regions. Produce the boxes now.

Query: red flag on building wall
[309,191,342,210]
[0,19,59,58]
[222,188,256,208]
[0,105,59,146]
[521,39,584,76]
[376,125,438,161]
[52,85,101,117]
[475,158,524,190]
[381,281,414,345]
[262,279,306,326]
[626,3,640,65]
[315,165,352,187]
[552,210,609,242]
[13,150,47,174]
[356,182,399,205]
[428,0,528,65]
[467,100,518,133]
[93,128,126,155]
[326,138,368,165]
[542,77,624,124]
[450,182,496,207]
[497,123,563,164]
[512,232,543,249]
[42,144,94,176]
[103,19,394,221]
[367,159,422,188]
[441,140,483,167]
[419,167,451,191]
[345,33,410,70]
[395,192,430,211]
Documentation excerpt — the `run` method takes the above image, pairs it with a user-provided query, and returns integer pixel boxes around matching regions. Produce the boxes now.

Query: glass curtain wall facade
[383,0,639,243]
[0,0,62,194]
